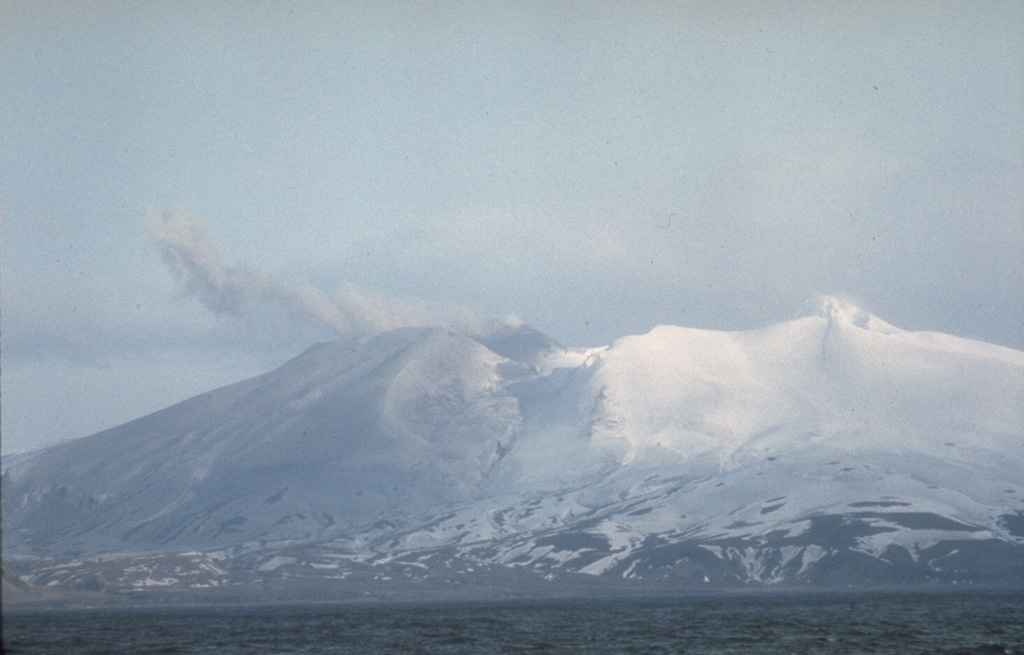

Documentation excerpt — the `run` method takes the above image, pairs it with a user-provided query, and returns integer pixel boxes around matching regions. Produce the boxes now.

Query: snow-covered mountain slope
[2,324,546,553]
[4,299,1023,595]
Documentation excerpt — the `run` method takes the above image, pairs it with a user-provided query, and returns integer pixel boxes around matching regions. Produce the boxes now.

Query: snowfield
[3,298,1023,599]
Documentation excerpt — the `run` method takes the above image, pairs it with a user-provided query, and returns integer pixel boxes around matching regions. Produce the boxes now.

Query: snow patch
[256,556,297,572]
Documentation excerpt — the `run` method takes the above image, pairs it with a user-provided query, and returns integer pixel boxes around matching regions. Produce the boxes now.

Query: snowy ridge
[4,301,1023,597]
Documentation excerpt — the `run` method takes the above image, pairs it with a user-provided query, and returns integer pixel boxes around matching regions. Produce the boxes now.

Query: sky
[2,1,1022,454]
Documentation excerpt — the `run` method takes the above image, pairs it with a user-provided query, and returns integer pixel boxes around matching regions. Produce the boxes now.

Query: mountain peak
[803,295,900,334]
[464,321,565,363]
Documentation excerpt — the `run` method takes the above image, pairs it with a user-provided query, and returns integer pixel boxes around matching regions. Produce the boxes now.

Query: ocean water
[4,590,1022,654]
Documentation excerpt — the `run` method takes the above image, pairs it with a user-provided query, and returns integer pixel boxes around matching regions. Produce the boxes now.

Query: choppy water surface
[5,590,1023,654]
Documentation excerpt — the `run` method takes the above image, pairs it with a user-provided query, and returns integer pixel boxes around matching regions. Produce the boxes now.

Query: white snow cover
[580,297,1023,471]
[3,298,1022,585]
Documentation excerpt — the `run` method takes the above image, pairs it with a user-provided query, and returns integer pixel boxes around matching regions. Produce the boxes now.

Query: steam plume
[144,206,512,337]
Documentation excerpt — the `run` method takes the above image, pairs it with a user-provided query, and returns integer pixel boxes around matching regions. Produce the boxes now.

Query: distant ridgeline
[4,299,1024,604]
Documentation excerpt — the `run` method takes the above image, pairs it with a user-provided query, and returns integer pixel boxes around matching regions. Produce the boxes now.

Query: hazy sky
[2,1,1022,454]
